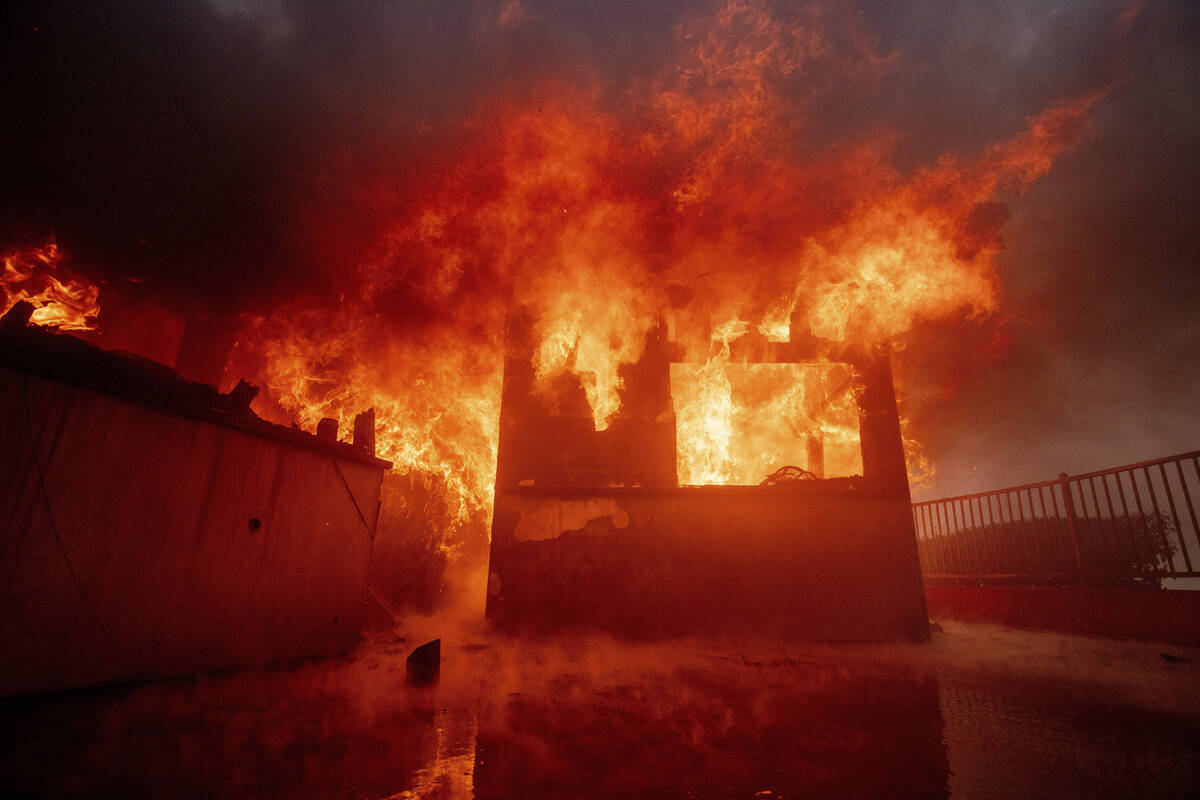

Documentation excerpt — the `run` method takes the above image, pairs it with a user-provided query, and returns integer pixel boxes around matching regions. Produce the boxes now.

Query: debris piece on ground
[407,639,441,685]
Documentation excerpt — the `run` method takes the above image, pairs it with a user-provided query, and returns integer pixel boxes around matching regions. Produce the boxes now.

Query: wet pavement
[2,620,1198,799]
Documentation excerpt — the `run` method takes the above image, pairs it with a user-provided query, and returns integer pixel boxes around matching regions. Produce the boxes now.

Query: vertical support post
[803,367,825,479]
[856,345,928,640]
[1058,472,1085,582]
[805,434,825,479]
[353,408,376,456]
[856,347,911,495]
[316,417,339,442]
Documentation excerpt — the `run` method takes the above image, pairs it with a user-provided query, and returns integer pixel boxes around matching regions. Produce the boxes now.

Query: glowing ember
[1,240,100,331]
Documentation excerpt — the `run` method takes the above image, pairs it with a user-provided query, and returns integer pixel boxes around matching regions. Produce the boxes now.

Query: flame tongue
[531,276,656,431]
[228,0,1109,518]
[229,310,503,526]
[1,240,100,331]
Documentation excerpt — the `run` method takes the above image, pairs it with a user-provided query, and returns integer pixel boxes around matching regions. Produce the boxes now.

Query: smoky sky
[3,0,1199,495]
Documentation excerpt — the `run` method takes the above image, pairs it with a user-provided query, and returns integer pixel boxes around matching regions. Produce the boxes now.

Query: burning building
[2,1,1198,796]
[0,303,389,696]
[486,307,929,640]
[0,0,1169,661]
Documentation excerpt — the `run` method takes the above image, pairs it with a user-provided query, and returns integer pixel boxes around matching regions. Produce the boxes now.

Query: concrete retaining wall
[488,485,930,640]
[924,584,1200,646]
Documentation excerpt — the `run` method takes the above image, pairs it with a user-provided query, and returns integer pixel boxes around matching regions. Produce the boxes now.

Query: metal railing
[913,450,1200,586]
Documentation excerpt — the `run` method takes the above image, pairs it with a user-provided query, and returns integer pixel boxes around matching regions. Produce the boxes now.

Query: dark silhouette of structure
[486,310,930,640]
[0,304,390,695]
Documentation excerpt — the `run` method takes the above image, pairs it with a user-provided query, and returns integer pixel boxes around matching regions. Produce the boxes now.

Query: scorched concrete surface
[1,620,1197,799]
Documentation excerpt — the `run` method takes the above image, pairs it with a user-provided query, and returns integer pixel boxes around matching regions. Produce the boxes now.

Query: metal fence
[912,450,1200,586]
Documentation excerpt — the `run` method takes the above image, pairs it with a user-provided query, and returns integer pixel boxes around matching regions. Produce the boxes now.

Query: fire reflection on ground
[1,622,1197,799]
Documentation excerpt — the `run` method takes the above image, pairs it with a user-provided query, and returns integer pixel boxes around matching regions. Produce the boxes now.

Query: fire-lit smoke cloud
[225,0,1111,509]
[4,0,1198,513]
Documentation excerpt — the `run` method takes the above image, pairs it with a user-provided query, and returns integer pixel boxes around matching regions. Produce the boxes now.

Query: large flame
[230,0,1109,531]
[1,240,100,331]
[228,309,502,528]
[672,352,862,486]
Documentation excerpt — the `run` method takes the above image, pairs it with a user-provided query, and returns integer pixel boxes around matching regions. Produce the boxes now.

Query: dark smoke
[3,0,1198,496]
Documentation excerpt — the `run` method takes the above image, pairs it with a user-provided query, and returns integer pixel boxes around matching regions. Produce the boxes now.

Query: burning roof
[0,301,388,469]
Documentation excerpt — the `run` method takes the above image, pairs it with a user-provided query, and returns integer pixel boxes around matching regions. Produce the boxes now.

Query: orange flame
[900,414,936,493]
[672,317,862,485]
[228,309,502,530]
[229,0,1108,524]
[1,240,100,331]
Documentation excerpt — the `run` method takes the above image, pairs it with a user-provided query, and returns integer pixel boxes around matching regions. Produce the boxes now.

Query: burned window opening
[488,307,924,638]
[670,360,863,486]
[496,309,874,492]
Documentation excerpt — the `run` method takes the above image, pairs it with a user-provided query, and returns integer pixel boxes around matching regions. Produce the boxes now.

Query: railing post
[1058,472,1084,583]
